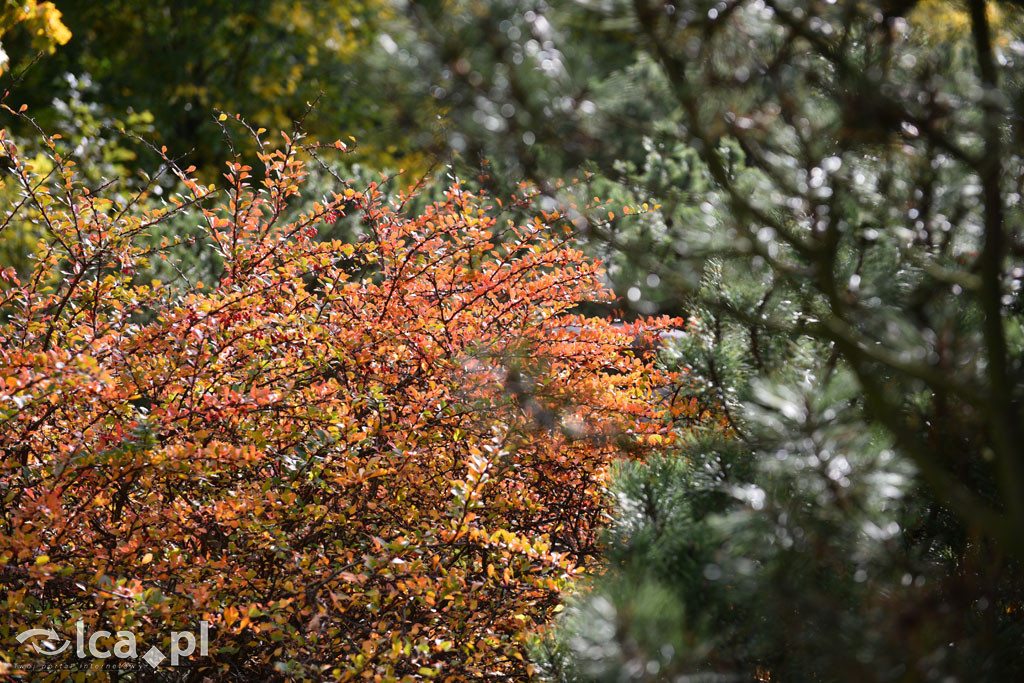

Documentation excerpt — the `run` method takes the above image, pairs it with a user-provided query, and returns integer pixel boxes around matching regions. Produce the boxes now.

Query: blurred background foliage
[3,0,442,177]
[402,1,1024,681]
[0,0,70,77]
[4,0,1024,681]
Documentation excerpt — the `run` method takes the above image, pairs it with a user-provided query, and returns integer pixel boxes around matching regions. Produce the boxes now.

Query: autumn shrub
[0,116,698,680]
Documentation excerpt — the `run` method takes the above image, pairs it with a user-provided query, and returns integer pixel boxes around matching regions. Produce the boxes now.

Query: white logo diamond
[142,646,166,669]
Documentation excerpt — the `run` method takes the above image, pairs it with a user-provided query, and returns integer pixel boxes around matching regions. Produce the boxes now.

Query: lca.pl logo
[16,621,210,669]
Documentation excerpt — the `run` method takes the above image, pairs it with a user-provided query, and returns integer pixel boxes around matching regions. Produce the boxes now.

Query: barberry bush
[0,114,699,680]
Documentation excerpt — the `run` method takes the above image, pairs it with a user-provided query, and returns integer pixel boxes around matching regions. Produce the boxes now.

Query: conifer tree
[403,1,1024,679]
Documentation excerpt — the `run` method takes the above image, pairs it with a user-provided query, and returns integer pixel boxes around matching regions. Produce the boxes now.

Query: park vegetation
[3,0,1024,681]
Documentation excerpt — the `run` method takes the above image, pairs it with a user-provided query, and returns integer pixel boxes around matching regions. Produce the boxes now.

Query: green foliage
[6,0,440,176]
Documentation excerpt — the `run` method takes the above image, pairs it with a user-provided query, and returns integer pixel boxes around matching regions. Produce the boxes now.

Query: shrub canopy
[0,122,699,680]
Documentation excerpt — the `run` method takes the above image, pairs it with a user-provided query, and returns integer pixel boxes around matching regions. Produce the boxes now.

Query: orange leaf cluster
[0,125,702,680]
